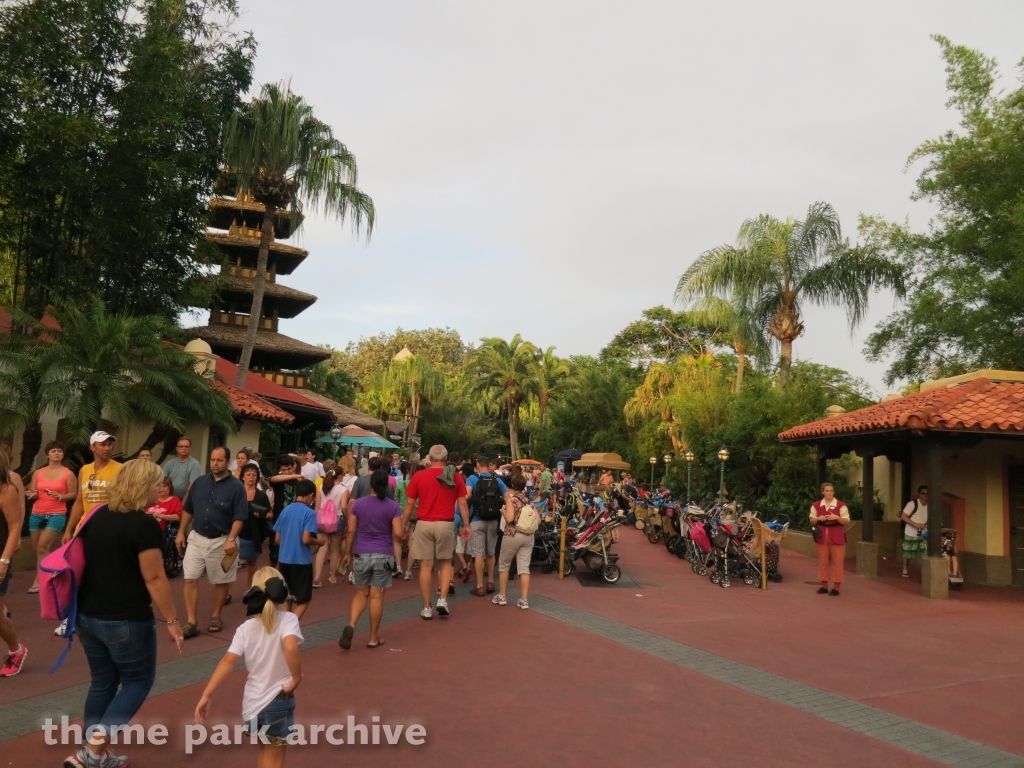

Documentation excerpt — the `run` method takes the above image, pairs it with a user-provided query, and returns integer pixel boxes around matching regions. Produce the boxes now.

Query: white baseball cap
[89,431,116,445]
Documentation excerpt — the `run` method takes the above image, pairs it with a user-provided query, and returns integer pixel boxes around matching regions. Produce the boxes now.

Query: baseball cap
[89,431,116,445]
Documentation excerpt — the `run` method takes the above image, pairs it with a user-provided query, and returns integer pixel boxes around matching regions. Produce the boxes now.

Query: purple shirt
[351,495,401,555]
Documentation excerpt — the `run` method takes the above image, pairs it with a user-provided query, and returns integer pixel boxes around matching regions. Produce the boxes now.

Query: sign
[386,420,408,434]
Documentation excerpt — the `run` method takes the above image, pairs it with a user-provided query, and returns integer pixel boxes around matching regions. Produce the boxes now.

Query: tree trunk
[132,423,175,460]
[779,339,793,386]
[735,347,746,394]
[508,397,521,460]
[538,392,547,426]
[409,390,420,442]
[235,206,276,387]
[17,417,43,477]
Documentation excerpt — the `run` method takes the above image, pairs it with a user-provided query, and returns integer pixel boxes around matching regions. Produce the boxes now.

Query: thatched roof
[208,197,301,239]
[191,324,331,368]
[213,275,316,318]
[204,232,307,275]
[291,389,385,431]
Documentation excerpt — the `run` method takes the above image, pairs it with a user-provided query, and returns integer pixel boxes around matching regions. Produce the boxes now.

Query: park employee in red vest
[809,482,851,596]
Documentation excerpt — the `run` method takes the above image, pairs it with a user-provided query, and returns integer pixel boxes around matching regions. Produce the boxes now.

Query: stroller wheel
[634,520,645,530]
[771,573,783,583]
[541,564,553,574]
[743,574,756,586]
[675,547,688,559]
[602,564,621,583]
[721,577,731,588]
[561,559,575,577]
[710,571,720,584]
[696,565,707,576]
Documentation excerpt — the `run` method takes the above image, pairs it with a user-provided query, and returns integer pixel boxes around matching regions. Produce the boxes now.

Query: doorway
[1009,465,1024,586]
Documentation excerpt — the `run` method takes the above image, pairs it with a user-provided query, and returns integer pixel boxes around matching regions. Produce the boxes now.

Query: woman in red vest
[809,482,850,595]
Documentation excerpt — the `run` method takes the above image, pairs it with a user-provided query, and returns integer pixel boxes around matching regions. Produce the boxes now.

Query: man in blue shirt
[274,480,322,619]
[465,455,512,596]
[176,446,248,638]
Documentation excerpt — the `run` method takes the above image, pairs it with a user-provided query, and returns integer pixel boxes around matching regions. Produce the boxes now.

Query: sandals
[182,622,200,639]
[312,581,323,589]
[473,585,486,597]
[486,582,495,594]
[208,617,224,633]
[27,585,39,594]
[367,639,385,648]
[339,625,354,650]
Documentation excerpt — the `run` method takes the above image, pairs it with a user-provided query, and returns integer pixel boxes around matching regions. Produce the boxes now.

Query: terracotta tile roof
[213,357,334,415]
[778,377,1024,441]
[211,378,294,423]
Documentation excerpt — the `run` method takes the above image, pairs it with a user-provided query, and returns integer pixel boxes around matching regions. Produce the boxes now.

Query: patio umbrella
[512,459,544,467]
[557,449,583,460]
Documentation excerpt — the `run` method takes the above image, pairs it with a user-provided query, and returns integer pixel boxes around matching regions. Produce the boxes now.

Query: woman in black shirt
[237,463,272,591]
[68,459,183,768]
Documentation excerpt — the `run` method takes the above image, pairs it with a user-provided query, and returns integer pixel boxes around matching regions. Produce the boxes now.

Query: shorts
[410,520,455,561]
[29,513,66,533]
[469,520,499,557]
[238,538,262,563]
[902,535,926,560]
[278,562,314,605]
[245,692,295,745]
[353,553,394,589]
[0,567,11,597]
[182,531,239,584]
[455,533,470,555]
[498,531,534,575]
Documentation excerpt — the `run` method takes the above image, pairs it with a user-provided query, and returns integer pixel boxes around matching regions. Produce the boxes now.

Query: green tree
[339,327,468,383]
[677,202,905,384]
[0,299,235,471]
[601,306,717,369]
[420,374,505,456]
[0,0,254,318]
[303,347,356,405]
[865,36,1024,383]
[534,347,570,426]
[387,355,445,440]
[467,335,538,460]
[221,83,375,386]
[687,294,770,393]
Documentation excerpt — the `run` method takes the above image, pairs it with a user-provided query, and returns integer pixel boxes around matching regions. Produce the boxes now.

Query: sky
[202,1,1024,396]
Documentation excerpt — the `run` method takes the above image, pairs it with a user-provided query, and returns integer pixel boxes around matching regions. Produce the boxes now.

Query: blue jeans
[76,614,157,733]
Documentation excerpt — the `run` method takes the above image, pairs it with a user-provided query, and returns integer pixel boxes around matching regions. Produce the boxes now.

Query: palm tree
[687,295,769,394]
[534,347,570,426]
[387,354,445,442]
[467,334,539,460]
[222,83,375,386]
[0,299,236,459]
[675,202,905,385]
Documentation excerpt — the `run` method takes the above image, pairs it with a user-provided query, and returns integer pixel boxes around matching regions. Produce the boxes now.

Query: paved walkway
[2,531,1023,766]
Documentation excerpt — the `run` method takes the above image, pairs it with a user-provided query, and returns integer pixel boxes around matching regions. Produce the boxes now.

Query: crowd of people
[0,431,542,768]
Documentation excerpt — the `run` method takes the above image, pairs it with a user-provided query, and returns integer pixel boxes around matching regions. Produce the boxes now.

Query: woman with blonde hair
[64,459,183,768]
[197,566,302,767]
[335,455,359,580]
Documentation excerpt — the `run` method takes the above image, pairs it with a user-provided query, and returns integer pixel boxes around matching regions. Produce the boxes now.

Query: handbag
[317,497,339,533]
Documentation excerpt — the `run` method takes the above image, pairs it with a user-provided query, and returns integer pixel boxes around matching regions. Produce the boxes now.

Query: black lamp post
[329,423,342,460]
[648,456,657,490]
[684,450,695,503]
[717,447,729,506]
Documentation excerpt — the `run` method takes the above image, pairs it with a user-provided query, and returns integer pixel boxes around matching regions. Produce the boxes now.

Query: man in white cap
[63,431,122,542]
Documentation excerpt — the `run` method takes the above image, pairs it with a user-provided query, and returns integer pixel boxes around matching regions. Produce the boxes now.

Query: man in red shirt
[403,445,470,619]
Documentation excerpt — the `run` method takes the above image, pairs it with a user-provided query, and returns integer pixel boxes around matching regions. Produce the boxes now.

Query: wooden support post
[862,451,874,543]
[816,446,827,490]
[558,514,567,579]
[927,441,942,558]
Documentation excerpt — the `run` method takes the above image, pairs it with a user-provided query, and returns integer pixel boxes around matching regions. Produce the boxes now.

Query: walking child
[196,568,302,768]
[273,480,323,620]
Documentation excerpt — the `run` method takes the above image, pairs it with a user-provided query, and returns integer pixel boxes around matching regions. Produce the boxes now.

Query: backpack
[513,498,539,535]
[317,497,339,533]
[473,475,504,521]
[38,503,104,673]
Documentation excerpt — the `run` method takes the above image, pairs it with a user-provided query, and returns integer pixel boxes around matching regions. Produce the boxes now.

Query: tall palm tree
[387,354,445,442]
[222,83,375,386]
[0,299,236,458]
[687,295,769,394]
[534,347,570,426]
[675,202,905,385]
[467,334,539,460]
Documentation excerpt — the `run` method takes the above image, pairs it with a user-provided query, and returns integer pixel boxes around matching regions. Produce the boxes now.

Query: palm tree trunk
[735,348,746,394]
[779,339,793,386]
[235,205,276,387]
[16,418,43,477]
[409,390,420,441]
[508,397,521,460]
[538,392,547,426]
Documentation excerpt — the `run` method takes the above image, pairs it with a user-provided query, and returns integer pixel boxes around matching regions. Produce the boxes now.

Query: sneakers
[0,644,27,677]
[63,746,129,768]
[403,571,413,581]
[491,594,507,606]
[420,607,433,620]
[485,582,495,594]
[435,598,449,617]
[517,598,530,610]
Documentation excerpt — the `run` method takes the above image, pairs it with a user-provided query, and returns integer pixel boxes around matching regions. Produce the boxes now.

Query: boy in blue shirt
[273,480,322,619]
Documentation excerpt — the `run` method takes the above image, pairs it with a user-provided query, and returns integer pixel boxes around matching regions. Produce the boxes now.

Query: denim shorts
[353,553,394,588]
[29,513,66,533]
[246,692,295,744]
[238,538,261,563]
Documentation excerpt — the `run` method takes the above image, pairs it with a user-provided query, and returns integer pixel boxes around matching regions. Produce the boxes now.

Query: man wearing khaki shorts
[176,446,248,638]
[403,445,470,620]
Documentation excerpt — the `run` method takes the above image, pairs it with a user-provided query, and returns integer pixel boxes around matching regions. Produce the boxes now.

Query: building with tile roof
[779,370,1024,596]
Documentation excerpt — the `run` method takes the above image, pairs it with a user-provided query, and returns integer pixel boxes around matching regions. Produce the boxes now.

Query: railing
[258,371,307,389]
[227,265,275,283]
[212,311,277,331]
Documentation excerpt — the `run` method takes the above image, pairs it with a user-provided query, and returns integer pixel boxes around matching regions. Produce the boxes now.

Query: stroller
[163,522,182,579]
[562,508,623,583]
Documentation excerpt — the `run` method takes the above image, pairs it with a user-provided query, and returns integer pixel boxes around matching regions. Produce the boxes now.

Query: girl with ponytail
[196,567,304,759]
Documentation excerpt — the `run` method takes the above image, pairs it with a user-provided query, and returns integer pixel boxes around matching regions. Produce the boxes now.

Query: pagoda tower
[193,191,330,389]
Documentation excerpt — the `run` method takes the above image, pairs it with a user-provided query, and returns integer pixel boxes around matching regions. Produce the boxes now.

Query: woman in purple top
[339,469,403,650]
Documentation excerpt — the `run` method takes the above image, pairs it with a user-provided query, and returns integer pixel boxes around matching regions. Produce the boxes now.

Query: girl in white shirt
[196,567,303,764]
[314,469,347,586]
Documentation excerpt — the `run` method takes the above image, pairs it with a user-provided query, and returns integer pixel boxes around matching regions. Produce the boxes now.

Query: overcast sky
[207,1,1024,395]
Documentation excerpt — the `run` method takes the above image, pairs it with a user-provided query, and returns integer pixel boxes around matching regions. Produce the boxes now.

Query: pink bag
[316,497,338,533]
[38,504,103,672]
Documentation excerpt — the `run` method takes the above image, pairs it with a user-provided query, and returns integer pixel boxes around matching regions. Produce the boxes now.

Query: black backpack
[473,475,504,521]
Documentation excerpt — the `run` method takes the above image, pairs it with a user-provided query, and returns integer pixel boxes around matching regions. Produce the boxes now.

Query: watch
[0,558,10,566]
[227,537,237,544]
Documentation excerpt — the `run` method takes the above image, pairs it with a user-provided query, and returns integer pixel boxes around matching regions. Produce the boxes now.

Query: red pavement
[2,531,1023,766]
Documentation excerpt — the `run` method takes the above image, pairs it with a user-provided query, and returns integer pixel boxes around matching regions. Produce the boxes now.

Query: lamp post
[662,453,672,486]
[684,450,695,503]
[329,423,342,461]
[649,456,657,491]
[717,447,729,506]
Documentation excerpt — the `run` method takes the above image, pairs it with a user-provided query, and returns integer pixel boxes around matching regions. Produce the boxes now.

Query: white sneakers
[420,607,433,620]
[435,598,449,617]
[403,571,412,580]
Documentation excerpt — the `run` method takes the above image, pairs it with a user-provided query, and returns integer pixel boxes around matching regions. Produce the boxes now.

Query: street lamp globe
[684,450,695,463]
[649,456,657,465]
[329,423,342,441]
[717,447,730,462]
[663,453,672,464]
